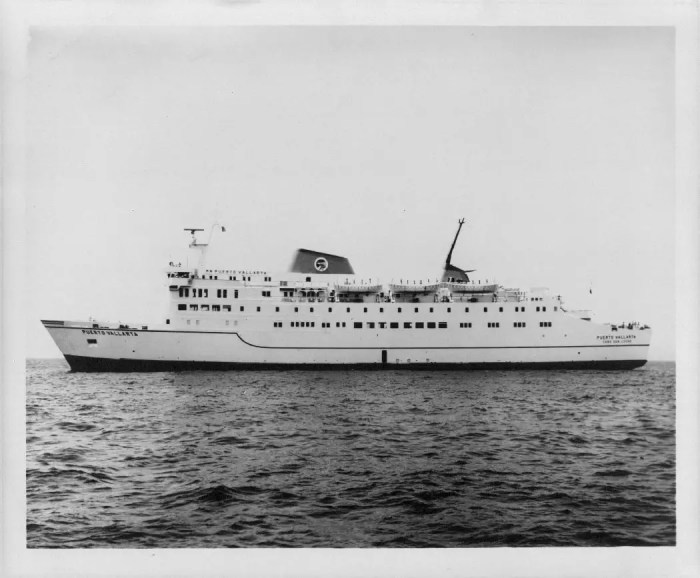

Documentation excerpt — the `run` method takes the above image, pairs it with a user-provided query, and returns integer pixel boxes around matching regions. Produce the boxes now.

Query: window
[275,307,279,312]
[465,307,469,313]
[390,322,399,329]
[514,322,526,328]
[379,322,386,329]
[87,338,97,344]
[328,307,333,313]
[414,307,419,313]
[311,322,315,327]
[354,322,363,329]
[398,308,402,313]
[488,322,500,328]
[364,307,367,313]
[306,322,310,327]
[204,289,208,298]
[484,307,488,313]
[178,304,186,311]
[336,322,340,327]
[540,321,552,327]
[536,307,540,312]
[342,322,346,327]
[256,306,261,312]
[240,306,245,312]
[554,306,558,312]
[438,322,447,329]
[223,305,231,312]
[447,308,451,313]
[499,307,503,312]
[234,290,238,299]
[543,306,547,312]
[521,307,526,312]
[189,304,198,311]
[166,319,170,324]
[367,322,375,329]
[294,307,299,313]
[212,305,220,312]
[347,307,351,313]
[515,306,519,312]
[380,308,384,313]
[310,307,314,313]
[427,322,436,329]
[201,305,210,311]
[404,322,412,329]
[430,307,434,313]
[460,322,472,328]
[217,289,222,298]
[187,319,191,325]
[416,322,424,329]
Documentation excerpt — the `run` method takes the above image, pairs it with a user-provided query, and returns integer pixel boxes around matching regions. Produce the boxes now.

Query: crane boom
[445,218,465,266]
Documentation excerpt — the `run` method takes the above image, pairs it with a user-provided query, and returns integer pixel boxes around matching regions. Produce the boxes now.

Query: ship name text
[596,334,636,344]
[81,329,139,337]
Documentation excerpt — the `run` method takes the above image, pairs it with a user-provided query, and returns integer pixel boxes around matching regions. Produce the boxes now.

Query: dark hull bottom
[63,355,648,373]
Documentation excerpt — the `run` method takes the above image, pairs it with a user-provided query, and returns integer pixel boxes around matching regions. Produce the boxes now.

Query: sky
[24,26,675,359]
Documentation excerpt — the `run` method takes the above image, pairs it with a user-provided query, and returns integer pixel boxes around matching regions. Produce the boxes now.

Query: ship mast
[445,218,465,267]
[185,224,225,277]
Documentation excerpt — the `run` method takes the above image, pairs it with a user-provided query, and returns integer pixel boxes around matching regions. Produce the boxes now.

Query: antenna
[184,228,205,246]
[445,218,465,266]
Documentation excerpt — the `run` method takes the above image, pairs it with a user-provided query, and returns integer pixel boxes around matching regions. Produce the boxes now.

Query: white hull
[43,308,651,371]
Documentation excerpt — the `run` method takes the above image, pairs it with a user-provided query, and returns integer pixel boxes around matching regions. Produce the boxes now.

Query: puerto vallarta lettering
[597,334,636,344]
[82,329,138,336]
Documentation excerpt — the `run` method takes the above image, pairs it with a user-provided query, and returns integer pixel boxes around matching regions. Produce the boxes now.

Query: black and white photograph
[3,1,698,576]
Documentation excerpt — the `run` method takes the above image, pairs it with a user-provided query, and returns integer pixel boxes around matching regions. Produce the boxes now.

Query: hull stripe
[62,355,648,373]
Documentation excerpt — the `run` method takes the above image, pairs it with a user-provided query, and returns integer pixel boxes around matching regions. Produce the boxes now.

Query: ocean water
[26,359,675,548]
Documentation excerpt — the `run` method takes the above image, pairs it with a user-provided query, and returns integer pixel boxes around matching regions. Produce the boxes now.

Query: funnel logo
[314,257,329,272]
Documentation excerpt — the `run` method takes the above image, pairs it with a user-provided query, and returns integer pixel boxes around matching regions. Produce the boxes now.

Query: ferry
[42,220,651,371]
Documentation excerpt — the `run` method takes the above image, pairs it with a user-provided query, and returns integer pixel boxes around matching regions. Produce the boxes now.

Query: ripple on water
[26,359,676,548]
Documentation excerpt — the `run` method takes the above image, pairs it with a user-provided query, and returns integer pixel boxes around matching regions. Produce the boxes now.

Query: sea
[26,359,675,548]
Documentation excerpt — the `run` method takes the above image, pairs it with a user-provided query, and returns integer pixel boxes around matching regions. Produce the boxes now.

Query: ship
[42,220,651,371]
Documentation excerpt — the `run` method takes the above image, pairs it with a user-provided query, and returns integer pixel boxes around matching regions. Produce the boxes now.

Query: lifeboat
[441,281,499,293]
[334,283,383,293]
[389,283,440,293]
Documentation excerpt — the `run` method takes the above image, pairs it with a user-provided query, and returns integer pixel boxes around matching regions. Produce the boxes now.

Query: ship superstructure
[42,221,651,371]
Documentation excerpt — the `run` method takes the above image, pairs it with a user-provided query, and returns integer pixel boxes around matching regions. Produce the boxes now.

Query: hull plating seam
[44,325,647,350]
